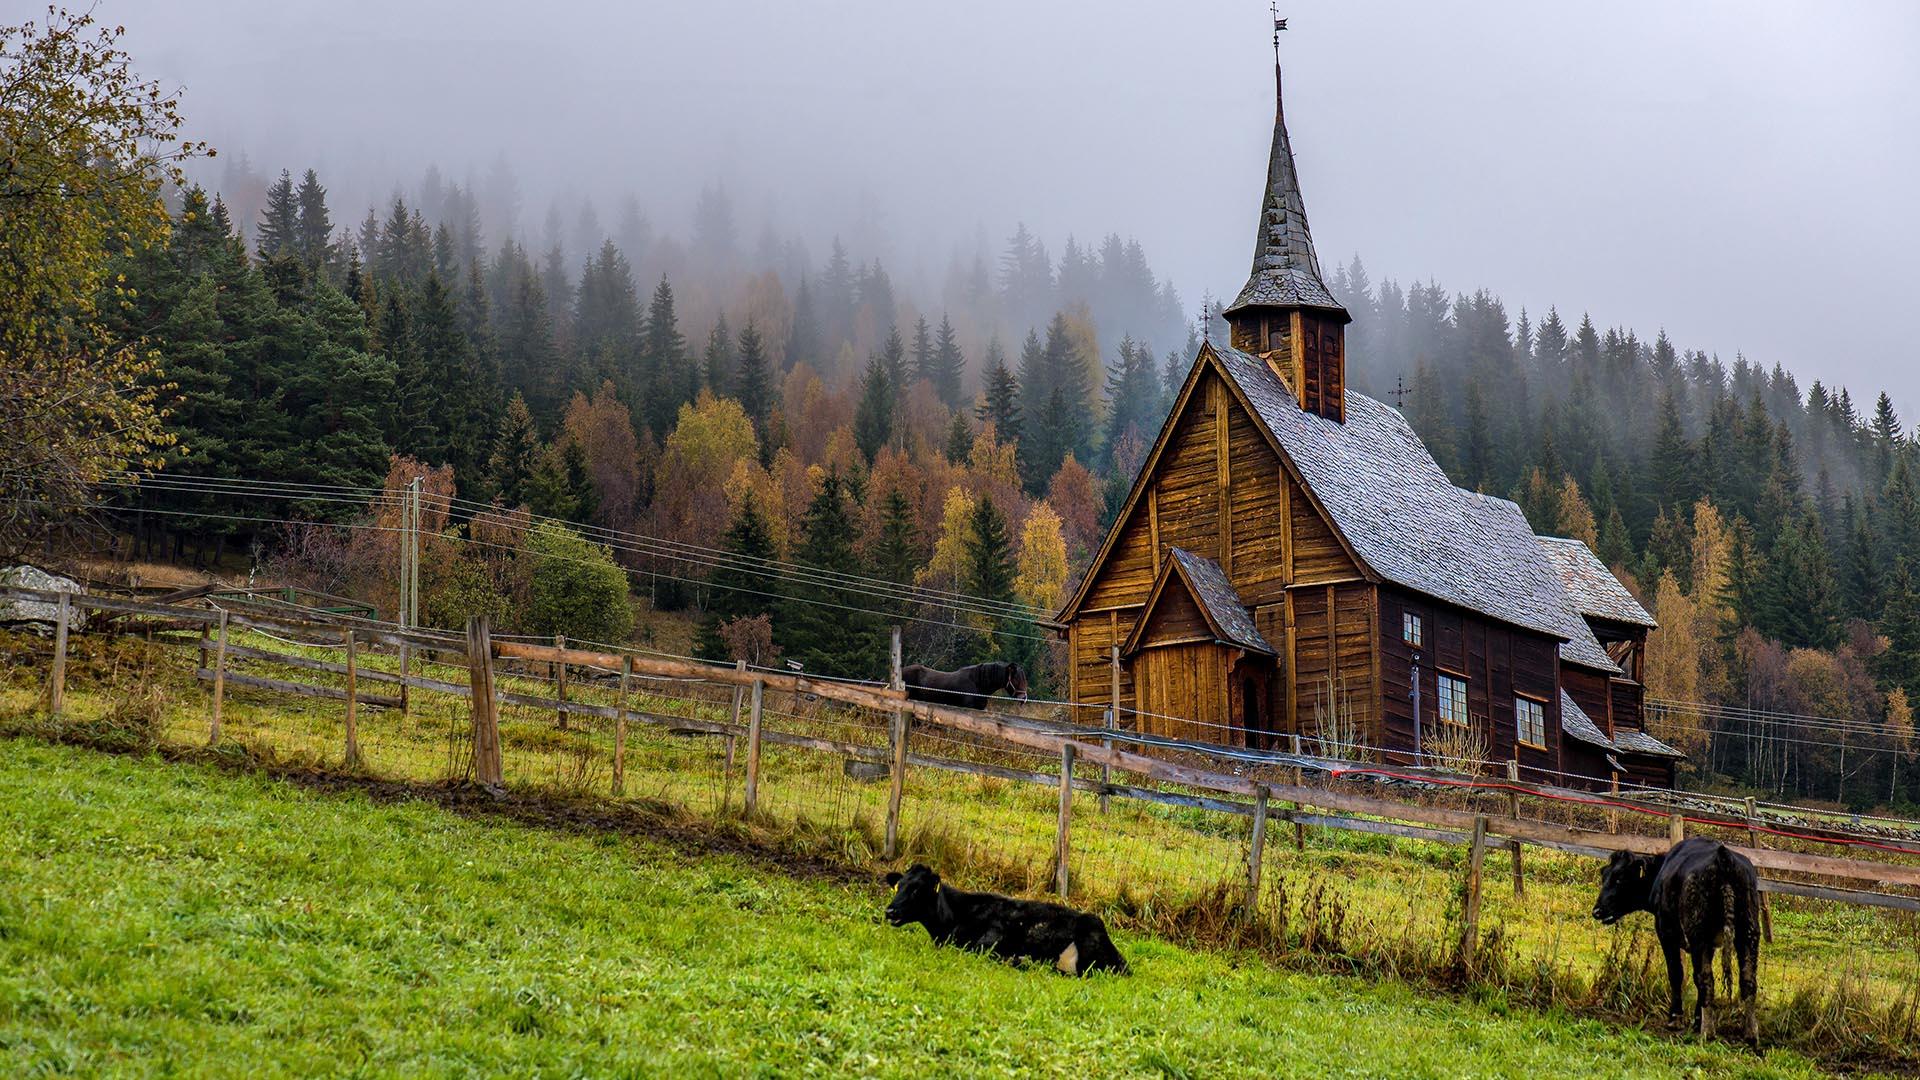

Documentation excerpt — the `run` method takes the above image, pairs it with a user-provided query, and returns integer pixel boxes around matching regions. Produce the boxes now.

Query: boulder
[0,565,82,624]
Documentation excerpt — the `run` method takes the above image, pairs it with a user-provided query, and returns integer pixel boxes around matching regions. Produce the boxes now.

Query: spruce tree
[909,316,934,387]
[293,168,333,273]
[641,275,692,436]
[702,313,734,397]
[694,496,778,660]
[978,338,1021,445]
[255,169,298,260]
[877,325,908,392]
[873,487,920,587]
[488,393,542,506]
[930,314,965,409]
[1760,508,1841,649]
[853,353,893,463]
[735,318,773,436]
[786,276,820,373]
[945,412,973,464]
[777,472,881,676]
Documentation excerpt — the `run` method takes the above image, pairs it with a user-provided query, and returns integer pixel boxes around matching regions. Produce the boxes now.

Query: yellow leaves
[916,486,976,590]
[1554,476,1598,549]
[1889,688,1915,758]
[660,391,757,483]
[1014,501,1069,616]
[1644,571,1705,754]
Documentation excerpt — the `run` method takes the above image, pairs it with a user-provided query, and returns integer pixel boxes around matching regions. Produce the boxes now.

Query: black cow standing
[901,661,1028,711]
[1592,838,1761,1045]
[883,864,1128,976]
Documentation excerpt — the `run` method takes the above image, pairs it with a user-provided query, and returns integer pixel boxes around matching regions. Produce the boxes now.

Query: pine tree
[255,169,298,260]
[1880,566,1920,697]
[1760,507,1841,649]
[778,472,882,677]
[292,168,333,273]
[877,325,908,392]
[488,393,541,506]
[694,496,778,660]
[786,276,820,373]
[641,275,691,436]
[702,313,734,397]
[909,316,934,388]
[978,338,1021,445]
[930,313,965,409]
[852,353,894,463]
[873,487,919,587]
[734,318,773,437]
[945,412,973,464]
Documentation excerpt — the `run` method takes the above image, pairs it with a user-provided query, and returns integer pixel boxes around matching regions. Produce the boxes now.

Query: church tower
[1222,50,1350,423]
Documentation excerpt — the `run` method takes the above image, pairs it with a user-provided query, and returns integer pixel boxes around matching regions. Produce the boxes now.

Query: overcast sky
[116,0,1920,421]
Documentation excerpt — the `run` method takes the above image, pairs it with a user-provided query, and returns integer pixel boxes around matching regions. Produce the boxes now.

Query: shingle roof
[1224,74,1347,320]
[1209,341,1617,674]
[1559,690,1685,761]
[1613,726,1686,760]
[1538,536,1657,629]
[1560,690,1614,751]
[1166,548,1275,655]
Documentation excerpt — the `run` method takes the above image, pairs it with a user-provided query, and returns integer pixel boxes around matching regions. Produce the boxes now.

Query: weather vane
[1272,3,1287,65]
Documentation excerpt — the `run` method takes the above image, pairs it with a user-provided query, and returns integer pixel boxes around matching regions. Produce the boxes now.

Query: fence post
[1505,759,1524,899]
[1054,742,1077,899]
[1290,731,1306,851]
[1246,783,1270,914]
[613,657,630,797]
[1460,814,1488,968]
[1746,794,1773,943]
[343,628,361,768]
[884,627,908,859]
[885,708,909,859]
[1668,810,1685,845]
[398,639,411,721]
[466,616,502,785]
[47,591,70,717]
[1102,645,1120,813]
[208,609,229,745]
[743,678,764,817]
[554,633,569,729]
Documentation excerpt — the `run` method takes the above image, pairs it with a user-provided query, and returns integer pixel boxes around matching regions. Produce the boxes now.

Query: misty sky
[113,0,1920,420]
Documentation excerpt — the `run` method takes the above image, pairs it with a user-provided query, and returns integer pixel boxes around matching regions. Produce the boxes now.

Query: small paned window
[1402,612,1423,648]
[1516,697,1546,748]
[1438,674,1469,727]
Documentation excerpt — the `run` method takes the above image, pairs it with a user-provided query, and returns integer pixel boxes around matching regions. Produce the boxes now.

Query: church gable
[1063,360,1357,621]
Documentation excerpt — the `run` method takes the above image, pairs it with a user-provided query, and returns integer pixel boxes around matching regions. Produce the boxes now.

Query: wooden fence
[11,583,1920,943]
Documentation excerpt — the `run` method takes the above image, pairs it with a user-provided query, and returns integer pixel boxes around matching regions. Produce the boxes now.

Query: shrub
[525,521,634,645]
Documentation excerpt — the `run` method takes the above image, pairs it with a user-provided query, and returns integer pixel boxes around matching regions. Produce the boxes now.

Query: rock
[0,565,81,624]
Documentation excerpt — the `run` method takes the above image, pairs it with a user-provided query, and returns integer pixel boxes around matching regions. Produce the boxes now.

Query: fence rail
[11,583,1920,915]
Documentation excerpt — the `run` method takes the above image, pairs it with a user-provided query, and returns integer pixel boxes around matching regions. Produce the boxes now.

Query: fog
[116,0,1920,418]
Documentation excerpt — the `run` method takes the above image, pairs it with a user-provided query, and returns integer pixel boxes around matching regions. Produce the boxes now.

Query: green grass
[0,737,1862,1078]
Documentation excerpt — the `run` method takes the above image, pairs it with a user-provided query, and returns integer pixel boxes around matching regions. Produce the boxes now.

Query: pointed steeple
[1224,59,1347,322]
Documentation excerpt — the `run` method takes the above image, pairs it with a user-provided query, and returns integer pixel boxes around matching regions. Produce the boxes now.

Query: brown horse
[901,661,1028,710]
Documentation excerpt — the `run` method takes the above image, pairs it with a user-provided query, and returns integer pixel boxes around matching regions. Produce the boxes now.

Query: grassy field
[0,737,1860,1078]
[6,624,1920,1073]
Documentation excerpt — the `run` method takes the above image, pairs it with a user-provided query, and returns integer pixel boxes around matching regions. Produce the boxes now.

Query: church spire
[1222,21,1351,424]
[1223,31,1346,323]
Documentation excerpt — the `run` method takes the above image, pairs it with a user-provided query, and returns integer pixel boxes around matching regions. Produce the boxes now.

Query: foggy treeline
[119,157,1920,810]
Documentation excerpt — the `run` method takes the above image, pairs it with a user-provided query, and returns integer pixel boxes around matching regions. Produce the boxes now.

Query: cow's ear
[884,872,903,886]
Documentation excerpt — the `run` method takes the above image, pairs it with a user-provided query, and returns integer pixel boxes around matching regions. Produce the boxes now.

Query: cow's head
[1003,663,1029,701]
[884,863,941,926]
[1592,849,1658,925]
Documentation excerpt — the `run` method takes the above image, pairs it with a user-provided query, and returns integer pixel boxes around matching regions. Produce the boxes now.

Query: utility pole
[397,475,421,717]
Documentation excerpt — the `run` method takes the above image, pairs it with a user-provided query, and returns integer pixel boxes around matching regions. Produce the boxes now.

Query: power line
[108,471,1055,623]
[42,498,1052,646]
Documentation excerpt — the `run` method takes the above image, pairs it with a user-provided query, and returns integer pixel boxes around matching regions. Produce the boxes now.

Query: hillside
[0,738,1843,1079]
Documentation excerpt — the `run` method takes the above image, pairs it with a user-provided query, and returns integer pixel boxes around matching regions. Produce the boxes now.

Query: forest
[92,161,1920,810]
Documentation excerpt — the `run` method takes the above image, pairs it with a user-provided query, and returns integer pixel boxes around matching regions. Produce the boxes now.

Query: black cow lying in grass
[883,864,1128,976]
[901,661,1028,711]
[1592,837,1761,1045]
